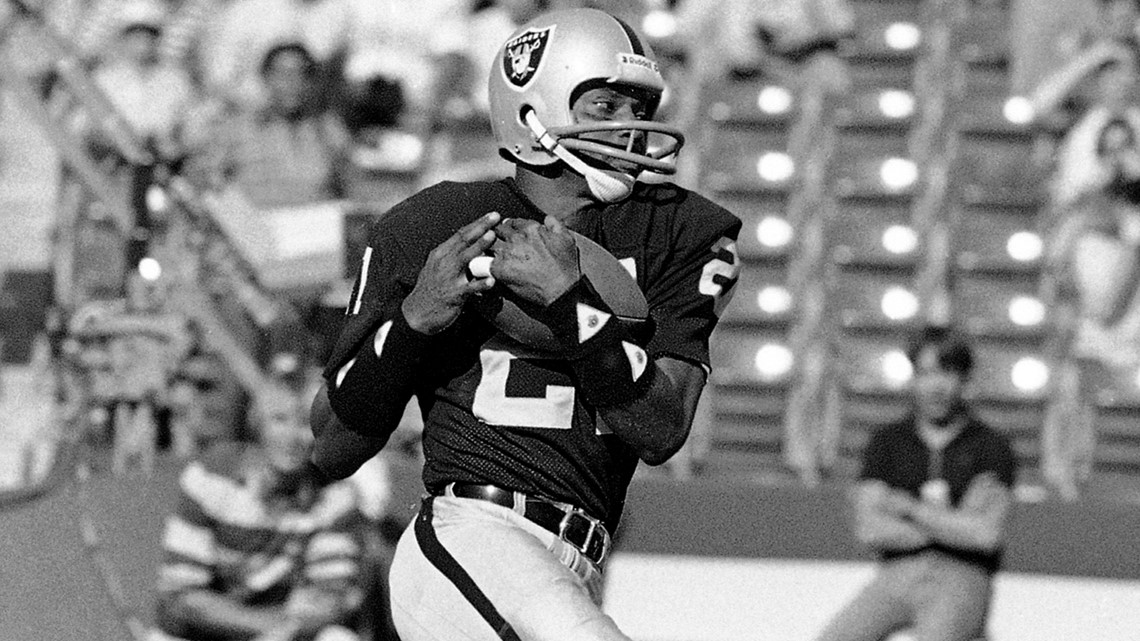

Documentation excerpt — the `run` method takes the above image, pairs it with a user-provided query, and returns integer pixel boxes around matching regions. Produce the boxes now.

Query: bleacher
[4,0,1140,505]
[686,0,1140,495]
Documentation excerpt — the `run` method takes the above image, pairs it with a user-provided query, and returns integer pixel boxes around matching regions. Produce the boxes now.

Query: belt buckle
[558,509,607,565]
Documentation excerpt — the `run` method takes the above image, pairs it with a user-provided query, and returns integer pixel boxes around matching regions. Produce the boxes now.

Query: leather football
[471,231,649,352]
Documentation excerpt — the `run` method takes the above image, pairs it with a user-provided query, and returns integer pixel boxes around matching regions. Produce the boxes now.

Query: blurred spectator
[65,268,194,474]
[1092,0,1140,48]
[87,2,197,157]
[815,326,1017,641]
[672,0,855,91]
[188,42,350,209]
[1043,117,1140,498]
[55,0,197,265]
[1032,40,1140,214]
[668,0,854,179]
[337,0,471,170]
[167,349,249,455]
[153,379,376,641]
[197,0,352,109]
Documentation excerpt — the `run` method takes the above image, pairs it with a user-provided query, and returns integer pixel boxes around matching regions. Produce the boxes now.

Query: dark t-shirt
[325,178,741,530]
[860,413,1018,573]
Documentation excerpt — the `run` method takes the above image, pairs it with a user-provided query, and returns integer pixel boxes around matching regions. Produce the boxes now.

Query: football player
[310,8,742,640]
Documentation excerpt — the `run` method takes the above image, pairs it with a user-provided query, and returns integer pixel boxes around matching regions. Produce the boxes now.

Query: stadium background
[3,0,1140,639]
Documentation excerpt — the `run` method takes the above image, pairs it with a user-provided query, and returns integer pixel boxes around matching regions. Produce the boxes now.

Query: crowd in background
[5,0,1140,497]
[9,0,862,474]
[2,0,1140,639]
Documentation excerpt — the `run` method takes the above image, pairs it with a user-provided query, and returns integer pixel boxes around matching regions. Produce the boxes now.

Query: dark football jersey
[325,178,741,530]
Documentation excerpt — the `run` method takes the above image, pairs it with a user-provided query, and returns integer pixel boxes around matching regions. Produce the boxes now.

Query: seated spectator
[337,0,471,169]
[66,268,194,474]
[815,326,1016,641]
[188,42,350,209]
[197,0,352,109]
[154,378,374,641]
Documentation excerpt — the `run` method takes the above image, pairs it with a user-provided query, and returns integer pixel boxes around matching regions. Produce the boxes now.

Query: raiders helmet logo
[502,26,554,89]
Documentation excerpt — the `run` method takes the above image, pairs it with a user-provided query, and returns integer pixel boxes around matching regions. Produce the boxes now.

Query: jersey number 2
[472,349,575,429]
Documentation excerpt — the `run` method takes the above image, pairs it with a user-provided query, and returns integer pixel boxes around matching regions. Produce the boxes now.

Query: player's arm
[908,472,1014,552]
[313,212,501,477]
[163,590,293,639]
[590,354,704,465]
[310,380,388,480]
[851,479,931,551]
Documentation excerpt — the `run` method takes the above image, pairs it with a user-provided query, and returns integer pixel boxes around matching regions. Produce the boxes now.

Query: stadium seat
[830,199,921,269]
[955,92,1035,138]
[953,0,1011,67]
[830,149,921,200]
[833,327,915,396]
[704,381,790,475]
[1094,402,1140,475]
[951,202,1043,274]
[831,267,921,332]
[706,79,799,128]
[966,335,1050,403]
[705,327,794,474]
[951,134,1045,206]
[950,270,1047,339]
[719,263,795,327]
[702,124,795,194]
[717,193,795,262]
[709,326,796,388]
[846,0,925,64]
[834,85,918,141]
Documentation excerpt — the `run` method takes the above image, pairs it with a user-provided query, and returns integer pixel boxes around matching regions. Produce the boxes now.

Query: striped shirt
[157,443,365,631]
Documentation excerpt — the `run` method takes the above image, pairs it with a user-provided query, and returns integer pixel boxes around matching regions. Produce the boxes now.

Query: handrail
[0,0,299,392]
[780,76,841,485]
[0,0,299,447]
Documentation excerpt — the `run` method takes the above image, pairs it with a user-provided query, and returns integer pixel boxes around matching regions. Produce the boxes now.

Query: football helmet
[488,8,684,202]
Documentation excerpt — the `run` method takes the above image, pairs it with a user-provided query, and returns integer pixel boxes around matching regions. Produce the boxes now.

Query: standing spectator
[815,326,1018,641]
[154,379,373,641]
[58,0,197,285]
[1042,117,1140,499]
[83,0,197,159]
[309,8,741,640]
[1032,41,1140,215]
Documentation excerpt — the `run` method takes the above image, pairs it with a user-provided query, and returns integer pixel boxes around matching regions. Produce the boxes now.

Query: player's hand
[402,211,501,334]
[491,216,580,306]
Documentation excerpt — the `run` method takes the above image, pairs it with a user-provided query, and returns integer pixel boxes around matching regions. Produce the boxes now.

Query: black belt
[440,482,611,565]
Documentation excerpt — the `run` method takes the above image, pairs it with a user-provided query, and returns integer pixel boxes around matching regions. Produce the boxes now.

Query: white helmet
[488,8,684,202]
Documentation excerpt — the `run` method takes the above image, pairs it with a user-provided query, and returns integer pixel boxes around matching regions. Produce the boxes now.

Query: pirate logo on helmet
[502,26,553,90]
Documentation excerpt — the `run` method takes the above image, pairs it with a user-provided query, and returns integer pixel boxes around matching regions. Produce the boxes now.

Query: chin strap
[524,110,635,203]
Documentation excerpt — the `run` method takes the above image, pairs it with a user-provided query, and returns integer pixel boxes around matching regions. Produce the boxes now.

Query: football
[472,231,649,352]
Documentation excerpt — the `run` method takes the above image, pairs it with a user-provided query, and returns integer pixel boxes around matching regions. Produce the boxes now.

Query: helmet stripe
[612,16,646,55]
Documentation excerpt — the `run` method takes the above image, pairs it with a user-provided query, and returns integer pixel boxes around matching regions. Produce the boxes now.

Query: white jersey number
[472,348,575,429]
[699,237,741,316]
